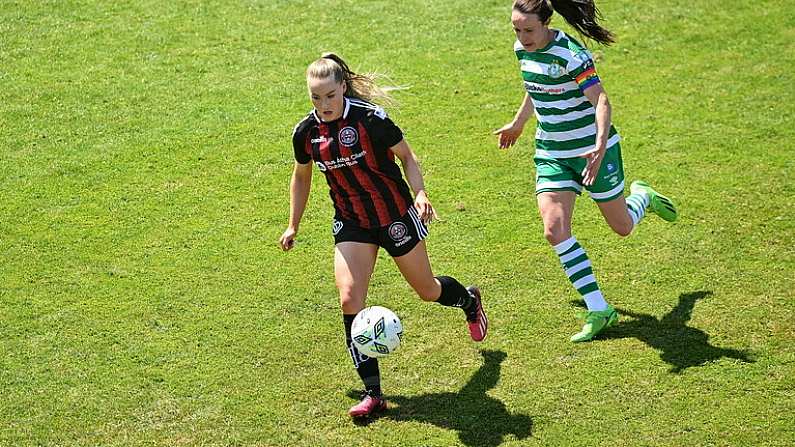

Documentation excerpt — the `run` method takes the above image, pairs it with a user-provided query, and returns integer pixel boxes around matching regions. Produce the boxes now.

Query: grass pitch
[1,0,793,445]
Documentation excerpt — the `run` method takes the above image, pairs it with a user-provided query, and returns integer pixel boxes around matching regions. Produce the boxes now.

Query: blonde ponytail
[306,53,397,106]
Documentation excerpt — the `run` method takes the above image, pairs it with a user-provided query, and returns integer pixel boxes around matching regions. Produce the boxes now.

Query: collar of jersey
[312,97,351,123]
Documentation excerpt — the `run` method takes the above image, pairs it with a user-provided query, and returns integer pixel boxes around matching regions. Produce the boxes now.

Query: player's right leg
[537,190,617,342]
[334,235,385,417]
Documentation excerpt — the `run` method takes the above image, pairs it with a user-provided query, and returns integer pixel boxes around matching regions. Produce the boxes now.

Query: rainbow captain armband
[575,61,600,91]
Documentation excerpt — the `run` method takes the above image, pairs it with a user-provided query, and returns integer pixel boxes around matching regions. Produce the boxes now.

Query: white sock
[626,191,650,227]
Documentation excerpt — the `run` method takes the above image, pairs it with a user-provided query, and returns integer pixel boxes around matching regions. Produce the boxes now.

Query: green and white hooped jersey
[515,30,620,159]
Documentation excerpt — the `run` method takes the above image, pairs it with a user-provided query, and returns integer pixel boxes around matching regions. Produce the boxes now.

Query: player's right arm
[279,161,312,251]
[493,92,534,149]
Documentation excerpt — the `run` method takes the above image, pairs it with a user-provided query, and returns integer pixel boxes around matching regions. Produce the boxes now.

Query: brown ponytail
[513,0,615,45]
[306,53,396,105]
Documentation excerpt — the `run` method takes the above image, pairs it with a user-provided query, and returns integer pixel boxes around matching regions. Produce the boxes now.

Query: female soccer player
[494,0,678,342]
[279,53,488,418]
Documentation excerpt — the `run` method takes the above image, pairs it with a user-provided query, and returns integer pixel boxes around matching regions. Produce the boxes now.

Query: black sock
[343,314,381,397]
[434,276,476,316]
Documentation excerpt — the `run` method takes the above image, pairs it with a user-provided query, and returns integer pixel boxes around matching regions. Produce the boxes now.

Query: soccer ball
[351,306,403,358]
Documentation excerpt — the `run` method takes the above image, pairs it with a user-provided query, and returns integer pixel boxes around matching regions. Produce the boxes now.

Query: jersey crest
[338,126,359,147]
[547,60,565,78]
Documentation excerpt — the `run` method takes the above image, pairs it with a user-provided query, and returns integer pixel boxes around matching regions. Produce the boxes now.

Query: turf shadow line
[570,290,754,373]
[349,350,532,446]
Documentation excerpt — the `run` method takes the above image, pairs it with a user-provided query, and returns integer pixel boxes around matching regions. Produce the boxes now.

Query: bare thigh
[334,242,379,314]
[392,240,441,302]
[537,191,577,245]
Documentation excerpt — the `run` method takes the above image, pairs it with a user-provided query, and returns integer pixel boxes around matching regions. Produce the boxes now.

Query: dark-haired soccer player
[279,53,488,418]
[495,0,678,342]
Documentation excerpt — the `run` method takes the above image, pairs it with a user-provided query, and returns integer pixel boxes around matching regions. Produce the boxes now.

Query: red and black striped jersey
[292,97,414,229]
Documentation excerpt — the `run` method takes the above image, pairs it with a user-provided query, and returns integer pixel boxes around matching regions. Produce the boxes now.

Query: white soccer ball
[351,306,403,358]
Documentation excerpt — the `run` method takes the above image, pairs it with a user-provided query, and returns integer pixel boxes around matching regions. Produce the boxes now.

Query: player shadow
[349,350,532,446]
[571,291,754,373]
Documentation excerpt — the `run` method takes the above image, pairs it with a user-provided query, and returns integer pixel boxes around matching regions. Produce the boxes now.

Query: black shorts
[332,207,428,257]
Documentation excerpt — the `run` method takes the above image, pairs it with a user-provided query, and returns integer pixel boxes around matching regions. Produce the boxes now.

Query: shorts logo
[332,220,343,235]
[547,61,565,78]
[315,161,327,172]
[606,163,615,173]
[338,126,359,147]
[388,222,408,242]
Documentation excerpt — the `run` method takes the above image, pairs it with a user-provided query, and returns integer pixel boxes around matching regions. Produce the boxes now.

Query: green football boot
[570,305,619,343]
[630,180,678,222]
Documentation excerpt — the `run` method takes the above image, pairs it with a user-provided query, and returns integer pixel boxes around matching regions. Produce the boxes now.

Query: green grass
[1,0,794,445]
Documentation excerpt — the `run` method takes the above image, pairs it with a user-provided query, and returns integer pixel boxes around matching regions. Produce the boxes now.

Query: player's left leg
[391,239,488,342]
[584,143,642,235]
[587,143,675,234]
[630,180,678,222]
[596,181,676,236]
[596,195,636,237]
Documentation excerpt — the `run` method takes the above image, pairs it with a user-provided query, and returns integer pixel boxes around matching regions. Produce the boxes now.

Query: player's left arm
[580,80,612,186]
[390,140,437,224]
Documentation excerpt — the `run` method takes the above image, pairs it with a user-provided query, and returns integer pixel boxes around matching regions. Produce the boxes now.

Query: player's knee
[543,226,570,246]
[337,283,365,311]
[613,222,633,237]
[338,293,357,310]
[609,217,634,237]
